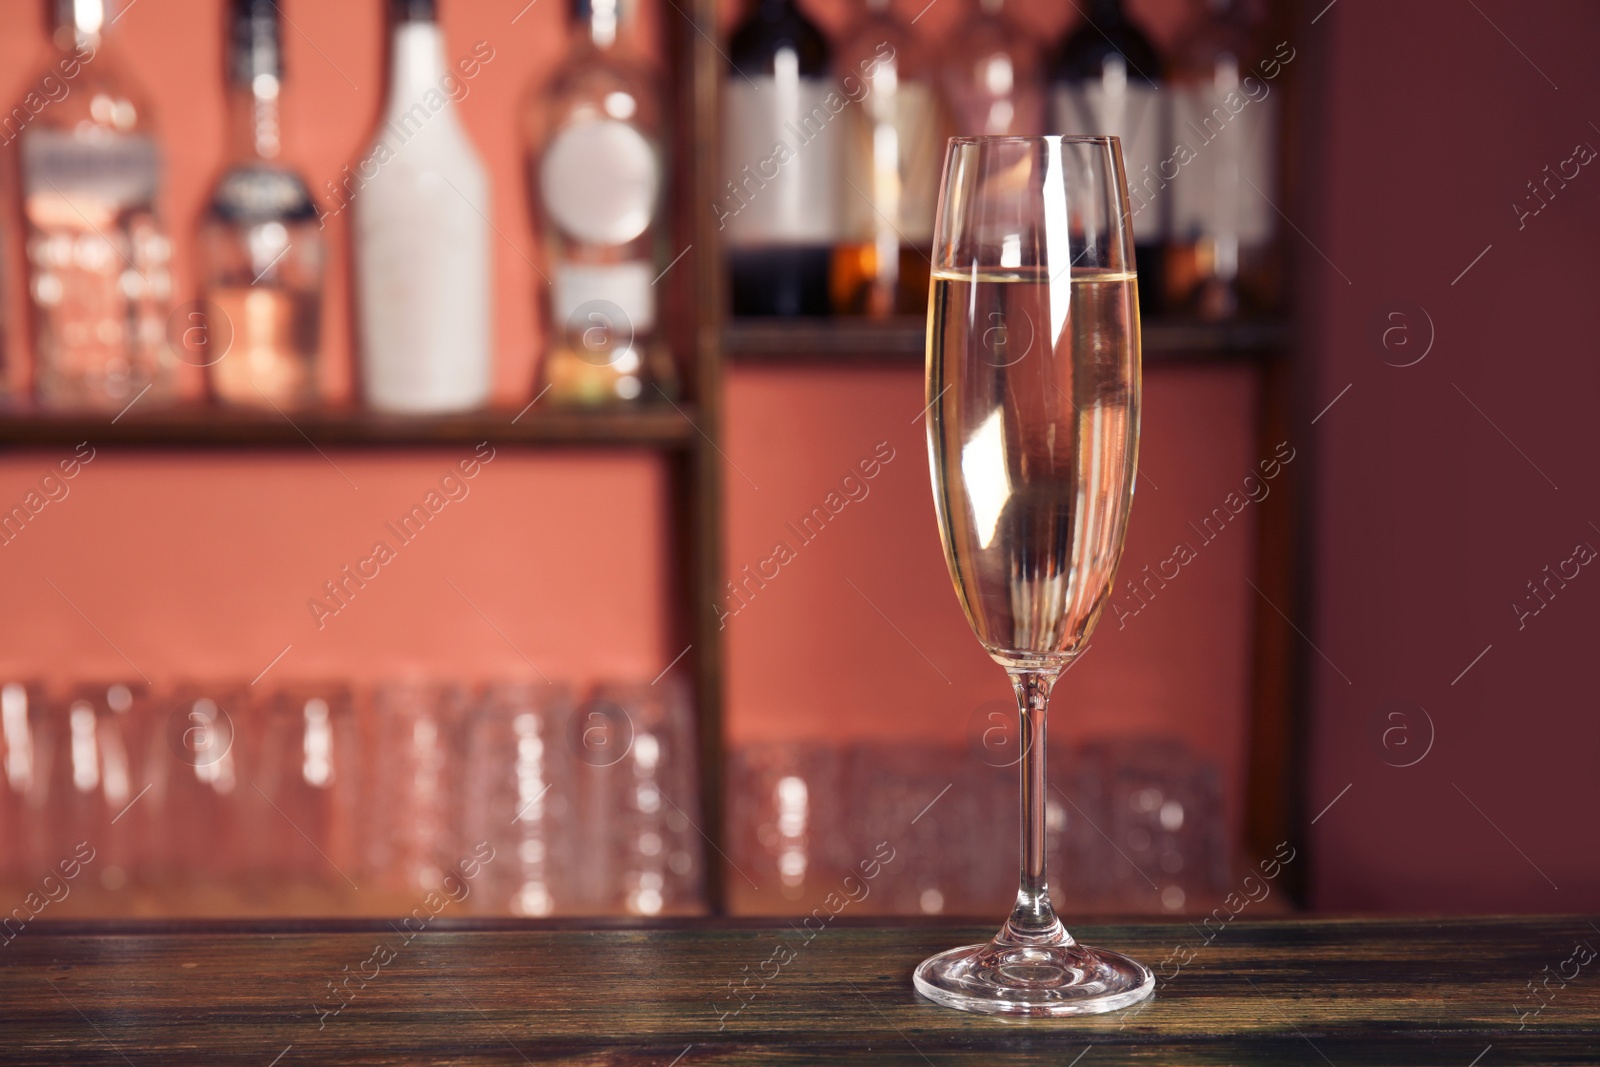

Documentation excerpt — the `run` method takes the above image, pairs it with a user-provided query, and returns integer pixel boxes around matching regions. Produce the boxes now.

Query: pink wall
[0,450,671,689]
[1303,0,1600,911]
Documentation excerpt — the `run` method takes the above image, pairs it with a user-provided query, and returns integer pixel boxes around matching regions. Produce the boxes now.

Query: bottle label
[21,129,160,210]
[840,80,943,244]
[720,77,842,246]
[540,118,660,247]
[1053,80,1165,236]
[1169,85,1276,245]
[553,261,656,336]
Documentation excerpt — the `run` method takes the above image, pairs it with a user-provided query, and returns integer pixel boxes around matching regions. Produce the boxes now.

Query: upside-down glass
[916,135,1153,1015]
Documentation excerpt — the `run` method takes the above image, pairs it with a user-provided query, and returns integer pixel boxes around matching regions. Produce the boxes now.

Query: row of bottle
[11,0,672,414]
[0,677,704,917]
[723,0,1286,320]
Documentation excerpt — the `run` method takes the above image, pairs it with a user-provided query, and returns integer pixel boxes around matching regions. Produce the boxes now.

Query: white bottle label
[1053,78,1166,238]
[552,261,656,336]
[840,80,943,244]
[540,119,660,247]
[22,129,160,210]
[719,75,842,246]
[1169,84,1276,246]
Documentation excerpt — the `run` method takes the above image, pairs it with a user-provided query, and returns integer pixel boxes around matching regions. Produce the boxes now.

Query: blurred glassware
[22,0,176,410]
[460,681,577,916]
[145,683,248,888]
[1078,737,1230,912]
[0,681,50,884]
[831,0,947,318]
[581,679,703,915]
[727,739,847,913]
[249,683,361,891]
[939,0,1044,137]
[199,0,325,408]
[362,679,472,895]
[54,682,153,892]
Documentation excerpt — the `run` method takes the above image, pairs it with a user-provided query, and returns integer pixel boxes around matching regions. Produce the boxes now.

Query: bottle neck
[573,0,620,49]
[386,21,448,112]
[1086,0,1126,21]
[226,83,281,163]
[53,0,105,51]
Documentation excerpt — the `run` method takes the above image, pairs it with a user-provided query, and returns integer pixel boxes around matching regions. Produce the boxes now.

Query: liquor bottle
[21,0,175,410]
[939,0,1043,138]
[199,0,325,408]
[1050,0,1166,314]
[354,0,492,413]
[832,0,946,318]
[528,0,673,405]
[722,0,838,317]
[1167,0,1278,319]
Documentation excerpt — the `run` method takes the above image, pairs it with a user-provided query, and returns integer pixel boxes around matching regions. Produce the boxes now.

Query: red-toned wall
[1302,0,1600,911]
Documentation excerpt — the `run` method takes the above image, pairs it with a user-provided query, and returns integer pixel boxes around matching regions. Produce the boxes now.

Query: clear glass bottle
[832,0,946,318]
[939,0,1044,138]
[199,0,324,408]
[354,0,492,414]
[1167,0,1278,319]
[723,0,837,317]
[528,0,673,405]
[21,0,175,410]
[1050,0,1167,315]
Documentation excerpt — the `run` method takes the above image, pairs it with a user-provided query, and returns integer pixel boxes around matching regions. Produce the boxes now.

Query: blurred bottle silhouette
[1049,0,1167,314]
[939,0,1044,137]
[723,0,838,317]
[52,682,151,892]
[579,680,703,914]
[21,0,176,409]
[199,0,325,408]
[831,0,945,318]
[354,0,492,413]
[1167,0,1279,319]
[460,681,577,915]
[528,0,676,406]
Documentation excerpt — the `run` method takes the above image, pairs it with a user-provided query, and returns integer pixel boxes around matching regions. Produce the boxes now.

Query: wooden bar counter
[2,916,1597,1064]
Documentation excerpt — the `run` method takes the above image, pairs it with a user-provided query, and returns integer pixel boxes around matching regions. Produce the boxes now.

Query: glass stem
[1001,667,1071,946]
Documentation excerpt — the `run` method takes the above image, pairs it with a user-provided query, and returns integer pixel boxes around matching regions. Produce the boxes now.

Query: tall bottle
[722,0,838,317]
[354,0,492,413]
[832,0,945,318]
[21,0,175,410]
[940,0,1043,138]
[199,0,325,408]
[1050,0,1166,314]
[528,0,672,405]
[1167,0,1278,319]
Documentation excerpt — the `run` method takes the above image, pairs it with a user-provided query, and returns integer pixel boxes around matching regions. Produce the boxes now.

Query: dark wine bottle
[721,0,838,317]
[1049,0,1167,315]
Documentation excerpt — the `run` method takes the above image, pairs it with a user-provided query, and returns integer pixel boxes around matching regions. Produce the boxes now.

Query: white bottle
[354,0,492,413]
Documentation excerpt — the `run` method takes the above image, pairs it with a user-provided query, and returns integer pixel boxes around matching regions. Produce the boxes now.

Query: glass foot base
[914,938,1155,1017]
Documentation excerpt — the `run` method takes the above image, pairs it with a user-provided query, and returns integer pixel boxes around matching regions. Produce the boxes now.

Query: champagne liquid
[927,267,1140,667]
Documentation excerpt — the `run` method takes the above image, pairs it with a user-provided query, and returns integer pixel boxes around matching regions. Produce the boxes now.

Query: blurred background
[0,0,1595,921]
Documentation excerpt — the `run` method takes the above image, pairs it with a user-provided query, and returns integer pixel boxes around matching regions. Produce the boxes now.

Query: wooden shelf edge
[725,316,1292,364]
[0,402,702,450]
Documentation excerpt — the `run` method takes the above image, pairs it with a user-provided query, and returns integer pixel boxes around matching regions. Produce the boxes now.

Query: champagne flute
[916,135,1153,1015]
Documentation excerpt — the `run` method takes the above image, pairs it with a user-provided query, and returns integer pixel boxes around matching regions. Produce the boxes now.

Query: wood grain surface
[2,916,1597,1064]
